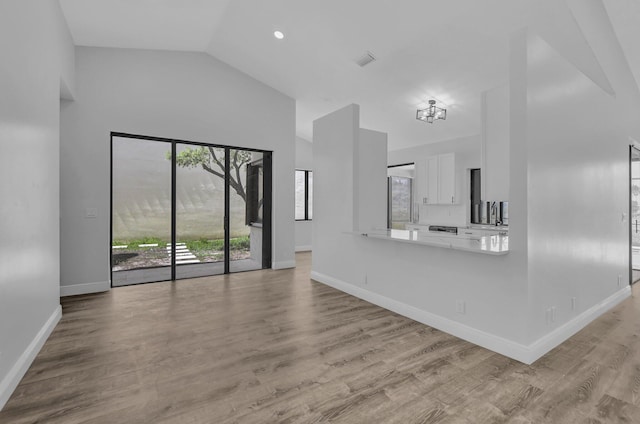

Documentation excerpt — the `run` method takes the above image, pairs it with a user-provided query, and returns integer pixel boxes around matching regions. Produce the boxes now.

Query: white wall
[481,84,510,201]
[356,129,388,231]
[60,47,296,294]
[0,0,73,409]
[514,31,635,342]
[295,137,313,251]
[295,136,313,170]
[388,135,481,227]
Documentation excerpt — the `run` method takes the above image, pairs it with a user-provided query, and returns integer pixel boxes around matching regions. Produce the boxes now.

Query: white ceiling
[59,0,232,51]
[603,0,640,91]
[59,0,640,151]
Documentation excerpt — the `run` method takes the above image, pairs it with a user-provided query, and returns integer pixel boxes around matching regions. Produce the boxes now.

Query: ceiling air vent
[356,51,376,67]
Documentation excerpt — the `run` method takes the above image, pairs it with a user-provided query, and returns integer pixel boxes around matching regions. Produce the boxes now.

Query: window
[295,170,313,220]
[388,176,412,226]
[387,163,414,229]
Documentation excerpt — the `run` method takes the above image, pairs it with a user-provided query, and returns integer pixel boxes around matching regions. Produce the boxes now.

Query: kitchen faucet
[490,202,502,226]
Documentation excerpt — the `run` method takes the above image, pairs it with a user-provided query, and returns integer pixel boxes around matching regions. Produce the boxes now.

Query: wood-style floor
[2,252,640,423]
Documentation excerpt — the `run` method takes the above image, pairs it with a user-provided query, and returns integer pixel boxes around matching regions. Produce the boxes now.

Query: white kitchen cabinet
[426,156,438,204]
[416,153,456,205]
[415,158,426,205]
[416,157,434,205]
[438,153,455,204]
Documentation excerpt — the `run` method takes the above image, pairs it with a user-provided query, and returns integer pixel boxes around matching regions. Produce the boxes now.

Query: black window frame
[109,132,273,286]
[295,169,313,221]
[245,159,263,225]
[470,168,482,224]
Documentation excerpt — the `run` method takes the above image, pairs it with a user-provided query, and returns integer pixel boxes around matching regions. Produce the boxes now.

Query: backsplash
[416,204,467,226]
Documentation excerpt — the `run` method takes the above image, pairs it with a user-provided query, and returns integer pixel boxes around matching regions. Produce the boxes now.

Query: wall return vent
[356,51,376,67]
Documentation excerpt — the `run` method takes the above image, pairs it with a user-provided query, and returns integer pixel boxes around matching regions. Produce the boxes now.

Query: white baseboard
[60,280,110,297]
[0,305,61,410]
[309,271,632,365]
[295,245,312,252]
[273,260,296,270]
[525,285,631,363]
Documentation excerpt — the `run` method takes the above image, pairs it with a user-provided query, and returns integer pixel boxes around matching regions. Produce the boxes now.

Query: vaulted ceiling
[59,0,640,151]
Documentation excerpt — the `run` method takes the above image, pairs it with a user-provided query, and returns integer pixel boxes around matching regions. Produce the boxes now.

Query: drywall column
[311,104,360,284]
[481,85,510,201]
[512,30,631,345]
[356,129,388,231]
[0,0,74,409]
[311,104,388,281]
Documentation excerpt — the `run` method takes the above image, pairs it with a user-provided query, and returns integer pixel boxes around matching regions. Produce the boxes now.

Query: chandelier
[416,100,446,123]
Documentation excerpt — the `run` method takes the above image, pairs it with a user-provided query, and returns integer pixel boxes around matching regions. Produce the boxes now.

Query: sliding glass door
[229,149,265,272]
[111,134,271,286]
[111,136,173,286]
[175,144,227,279]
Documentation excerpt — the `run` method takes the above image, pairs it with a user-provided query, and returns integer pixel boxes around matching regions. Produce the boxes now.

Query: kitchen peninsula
[312,91,630,365]
[360,228,509,255]
[312,103,528,363]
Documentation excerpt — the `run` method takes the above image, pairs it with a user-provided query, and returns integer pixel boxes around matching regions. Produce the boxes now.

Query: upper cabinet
[437,153,455,204]
[426,155,438,204]
[417,153,456,205]
[481,84,510,200]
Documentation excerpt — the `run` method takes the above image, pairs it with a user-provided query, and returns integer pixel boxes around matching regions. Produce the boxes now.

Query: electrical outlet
[456,300,466,315]
[85,207,98,218]
[545,307,557,325]
[571,297,577,311]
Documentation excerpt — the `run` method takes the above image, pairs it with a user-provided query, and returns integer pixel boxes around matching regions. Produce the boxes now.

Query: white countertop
[407,223,509,233]
[357,228,509,255]
[467,224,509,232]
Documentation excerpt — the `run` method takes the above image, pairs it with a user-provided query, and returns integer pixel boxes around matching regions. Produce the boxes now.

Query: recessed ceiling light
[274,30,285,40]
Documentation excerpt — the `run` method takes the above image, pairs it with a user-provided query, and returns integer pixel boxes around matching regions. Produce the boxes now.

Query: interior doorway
[630,146,640,284]
[110,133,272,286]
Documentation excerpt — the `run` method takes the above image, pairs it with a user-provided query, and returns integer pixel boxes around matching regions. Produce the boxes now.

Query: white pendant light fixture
[416,100,447,123]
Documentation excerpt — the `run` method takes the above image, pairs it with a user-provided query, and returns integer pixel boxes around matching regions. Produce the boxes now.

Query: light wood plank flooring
[2,252,640,423]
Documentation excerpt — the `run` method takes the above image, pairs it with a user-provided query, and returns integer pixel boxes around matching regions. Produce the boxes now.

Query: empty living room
[2,0,640,423]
